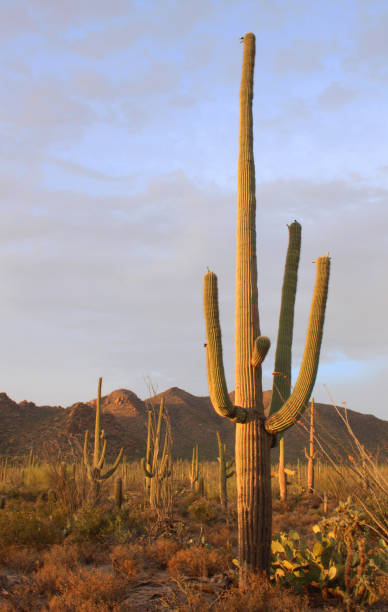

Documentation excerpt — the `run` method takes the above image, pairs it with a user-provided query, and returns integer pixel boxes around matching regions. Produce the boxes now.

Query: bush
[0,507,61,548]
[187,499,218,523]
[168,545,230,578]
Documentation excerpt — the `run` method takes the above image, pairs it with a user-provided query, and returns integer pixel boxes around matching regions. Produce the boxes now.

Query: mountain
[0,388,387,464]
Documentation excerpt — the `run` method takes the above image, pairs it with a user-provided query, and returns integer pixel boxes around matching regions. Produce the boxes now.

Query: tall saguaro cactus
[203,32,330,581]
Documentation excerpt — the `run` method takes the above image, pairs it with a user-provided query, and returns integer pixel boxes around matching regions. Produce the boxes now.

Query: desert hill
[0,388,387,464]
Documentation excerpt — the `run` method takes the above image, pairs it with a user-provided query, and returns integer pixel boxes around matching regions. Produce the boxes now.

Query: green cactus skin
[114,476,123,509]
[83,377,124,484]
[202,32,330,581]
[217,431,234,510]
[141,397,172,508]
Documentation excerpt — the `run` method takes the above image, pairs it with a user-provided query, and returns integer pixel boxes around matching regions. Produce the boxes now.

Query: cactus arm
[96,439,107,470]
[269,221,302,416]
[83,429,89,467]
[93,377,103,466]
[251,336,271,368]
[152,397,164,472]
[265,256,330,435]
[141,457,155,478]
[203,270,248,423]
[145,410,152,468]
[99,447,124,480]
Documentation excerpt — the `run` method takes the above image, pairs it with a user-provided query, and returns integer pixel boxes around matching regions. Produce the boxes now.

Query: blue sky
[1,0,387,419]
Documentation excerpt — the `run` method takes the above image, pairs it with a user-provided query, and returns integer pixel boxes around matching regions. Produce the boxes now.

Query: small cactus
[114,476,123,510]
[196,475,205,497]
[216,431,234,509]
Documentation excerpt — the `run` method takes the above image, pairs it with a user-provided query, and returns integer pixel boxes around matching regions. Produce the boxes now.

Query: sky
[1,0,387,419]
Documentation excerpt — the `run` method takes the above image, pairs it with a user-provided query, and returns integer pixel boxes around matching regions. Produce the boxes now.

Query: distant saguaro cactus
[83,377,124,489]
[304,398,316,494]
[141,397,172,509]
[190,444,199,491]
[203,32,330,582]
[216,431,234,509]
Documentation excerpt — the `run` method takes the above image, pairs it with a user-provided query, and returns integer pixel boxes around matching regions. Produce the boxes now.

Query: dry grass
[0,445,386,611]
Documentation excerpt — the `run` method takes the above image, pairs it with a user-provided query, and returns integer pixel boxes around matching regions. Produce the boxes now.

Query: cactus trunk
[234,32,272,581]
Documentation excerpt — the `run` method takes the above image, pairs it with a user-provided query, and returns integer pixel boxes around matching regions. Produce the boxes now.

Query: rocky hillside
[0,388,387,464]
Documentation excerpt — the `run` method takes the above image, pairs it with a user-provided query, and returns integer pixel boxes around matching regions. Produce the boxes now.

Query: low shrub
[187,499,218,523]
[168,545,230,578]
[0,507,61,548]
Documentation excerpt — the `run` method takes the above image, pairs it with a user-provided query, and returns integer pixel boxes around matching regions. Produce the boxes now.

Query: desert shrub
[46,568,127,611]
[271,499,388,609]
[0,544,40,573]
[0,507,61,548]
[70,505,114,542]
[110,543,141,578]
[187,499,219,523]
[168,545,230,578]
[144,537,180,568]
[162,572,309,612]
[206,524,237,550]
[41,543,82,570]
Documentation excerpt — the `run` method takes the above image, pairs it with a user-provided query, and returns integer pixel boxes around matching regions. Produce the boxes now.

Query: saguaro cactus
[83,377,124,485]
[141,397,172,508]
[305,398,316,494]
[190,444,199,490]
[203,32,330,581]
[271,437,295,502]
[217,431,234,509]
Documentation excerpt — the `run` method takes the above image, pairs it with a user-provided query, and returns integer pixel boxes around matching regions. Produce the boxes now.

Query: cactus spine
[304,398,315,494]
[203,32,330,580]
[141,397,172,508]
[83,377,124,486]
[217,431,234,509]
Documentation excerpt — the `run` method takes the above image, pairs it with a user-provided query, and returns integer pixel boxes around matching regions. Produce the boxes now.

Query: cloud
[317,82,358,109]
[273,39,325,74]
